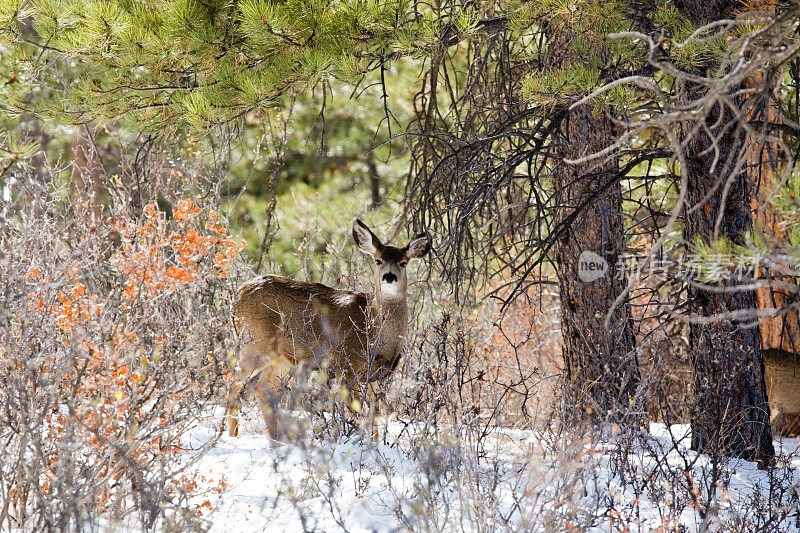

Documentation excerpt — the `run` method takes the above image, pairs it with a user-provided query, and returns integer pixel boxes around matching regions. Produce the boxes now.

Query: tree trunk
[553,108,639,423]
[743,73,800,356]
[366,153,382,209]
[683,93,774,464]
[676,0,775,465]
[742,70,800,435]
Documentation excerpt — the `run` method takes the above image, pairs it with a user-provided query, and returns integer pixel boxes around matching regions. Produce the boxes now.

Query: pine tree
[0,0,433,133]
[538,2,640,422]
[670,0,775,464]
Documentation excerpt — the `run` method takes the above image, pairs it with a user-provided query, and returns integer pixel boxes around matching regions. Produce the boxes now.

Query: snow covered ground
[177,407,800,533]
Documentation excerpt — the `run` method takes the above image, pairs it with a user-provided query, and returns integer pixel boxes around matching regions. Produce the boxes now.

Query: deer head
[352,218,431,303]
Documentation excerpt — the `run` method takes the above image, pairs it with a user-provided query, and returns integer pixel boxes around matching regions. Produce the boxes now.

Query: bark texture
[553,109,639,423]
[744,71,800,435]
[676,0,774,465]
[744,73,800,357]
[683,94,775,464]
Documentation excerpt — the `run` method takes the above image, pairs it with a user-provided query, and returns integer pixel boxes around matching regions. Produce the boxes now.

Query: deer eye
[375,260,382,265]
[399,262,407,268]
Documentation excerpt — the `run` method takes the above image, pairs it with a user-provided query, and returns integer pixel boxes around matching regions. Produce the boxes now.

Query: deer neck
[370,289,408,346]
[372,289,407,321]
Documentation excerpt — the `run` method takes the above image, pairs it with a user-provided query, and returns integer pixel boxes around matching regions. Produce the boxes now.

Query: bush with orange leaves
[0,191,243,530]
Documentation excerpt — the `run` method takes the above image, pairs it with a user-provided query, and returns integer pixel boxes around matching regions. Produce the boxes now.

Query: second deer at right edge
[226,218,432,439]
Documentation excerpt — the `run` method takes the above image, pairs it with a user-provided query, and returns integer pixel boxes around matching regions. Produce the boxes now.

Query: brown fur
[226,219,430,438]
[764,349,800,436]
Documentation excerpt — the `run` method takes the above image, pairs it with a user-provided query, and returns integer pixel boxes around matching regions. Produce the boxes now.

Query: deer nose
[382,272,397,284]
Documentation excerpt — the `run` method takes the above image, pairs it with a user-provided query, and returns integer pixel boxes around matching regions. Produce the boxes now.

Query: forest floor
[176,408,800,533]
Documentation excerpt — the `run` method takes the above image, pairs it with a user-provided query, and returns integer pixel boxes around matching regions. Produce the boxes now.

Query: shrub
[0,171,243,530]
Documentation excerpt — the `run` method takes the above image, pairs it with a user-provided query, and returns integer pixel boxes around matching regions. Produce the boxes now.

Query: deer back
[234,275,389,383]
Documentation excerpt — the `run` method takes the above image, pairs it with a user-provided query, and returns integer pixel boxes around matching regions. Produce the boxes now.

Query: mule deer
[226,219,431,438]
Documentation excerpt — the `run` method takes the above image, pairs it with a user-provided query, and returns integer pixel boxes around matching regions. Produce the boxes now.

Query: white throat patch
[381,281,403,300]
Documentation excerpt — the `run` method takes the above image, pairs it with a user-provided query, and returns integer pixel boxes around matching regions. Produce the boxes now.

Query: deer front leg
[366,381,388,441]
[348,381,385,441]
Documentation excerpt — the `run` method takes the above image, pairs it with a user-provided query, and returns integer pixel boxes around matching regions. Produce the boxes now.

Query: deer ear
[353,219,383,256]
[406,232,431,259]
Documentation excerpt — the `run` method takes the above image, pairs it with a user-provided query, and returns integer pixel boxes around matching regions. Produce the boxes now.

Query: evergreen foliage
[0,0,441,132]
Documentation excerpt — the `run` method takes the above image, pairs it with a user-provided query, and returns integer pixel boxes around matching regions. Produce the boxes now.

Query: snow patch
[174,410,800,532]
